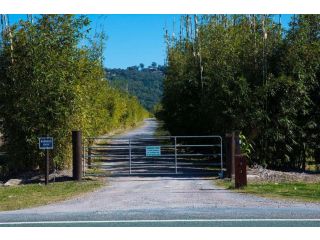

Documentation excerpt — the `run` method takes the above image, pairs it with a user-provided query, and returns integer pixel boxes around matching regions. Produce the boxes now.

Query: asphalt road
[1,118,320,227]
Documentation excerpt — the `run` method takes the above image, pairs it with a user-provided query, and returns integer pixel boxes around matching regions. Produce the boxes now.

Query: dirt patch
[247,165,320,183]
[3,169,73,185]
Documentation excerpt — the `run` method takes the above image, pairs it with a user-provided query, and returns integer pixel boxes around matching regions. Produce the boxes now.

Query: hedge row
[0,15,148,173]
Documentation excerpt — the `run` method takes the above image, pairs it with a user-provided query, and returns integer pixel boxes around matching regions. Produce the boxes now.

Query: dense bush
[161,15,320,170]
[0,15,148,173]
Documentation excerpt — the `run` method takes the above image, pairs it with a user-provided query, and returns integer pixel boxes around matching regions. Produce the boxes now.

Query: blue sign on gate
[146,146,161,157]
[39,137,53,150]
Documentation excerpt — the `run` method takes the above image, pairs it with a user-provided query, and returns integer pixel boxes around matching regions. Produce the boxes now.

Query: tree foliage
[161,15,320,170]
[106,64,164,111]
[0,15,148,173]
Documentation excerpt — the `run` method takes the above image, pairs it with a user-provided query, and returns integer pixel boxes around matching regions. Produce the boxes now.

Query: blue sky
[8,14,292,69]
[87,15,180,69]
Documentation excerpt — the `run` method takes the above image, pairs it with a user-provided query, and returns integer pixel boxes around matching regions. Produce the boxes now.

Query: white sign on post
[146,146,161,156]
[39,137,53,150]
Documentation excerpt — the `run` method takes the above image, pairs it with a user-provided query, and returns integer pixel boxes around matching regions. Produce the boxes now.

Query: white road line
[1,219,320,225]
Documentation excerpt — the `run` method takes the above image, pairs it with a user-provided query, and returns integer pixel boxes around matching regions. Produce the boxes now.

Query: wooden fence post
[225,133,232,178]
[72,130,82,181]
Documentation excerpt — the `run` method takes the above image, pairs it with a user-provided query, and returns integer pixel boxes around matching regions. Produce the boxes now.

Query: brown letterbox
[235,154,247,188]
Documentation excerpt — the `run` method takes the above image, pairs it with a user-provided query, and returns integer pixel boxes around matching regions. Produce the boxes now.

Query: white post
[129,139,132,174]
[174,137,178,174]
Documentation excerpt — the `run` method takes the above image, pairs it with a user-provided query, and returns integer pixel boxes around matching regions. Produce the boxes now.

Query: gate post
[225,133,232,178]
[72,130,82,181]
[225,132,239,179]
[88,144,92,169]
[174,137,177,174]
[234,131,241,155]
[232,131,241,179]
[129,139,132,174]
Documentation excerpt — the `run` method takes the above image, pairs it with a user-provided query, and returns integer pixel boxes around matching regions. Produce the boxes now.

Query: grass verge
[215,179,320,203]
[0,179,104,211]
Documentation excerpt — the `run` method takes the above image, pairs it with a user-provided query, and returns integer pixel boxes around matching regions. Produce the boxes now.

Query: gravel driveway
[1,118,320,223]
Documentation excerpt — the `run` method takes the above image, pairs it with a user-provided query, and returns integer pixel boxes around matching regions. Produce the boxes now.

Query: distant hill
[106,63,165,111]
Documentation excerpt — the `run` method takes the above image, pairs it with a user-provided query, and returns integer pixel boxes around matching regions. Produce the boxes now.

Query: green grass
[0,179,104,211]
[215,179,320,203]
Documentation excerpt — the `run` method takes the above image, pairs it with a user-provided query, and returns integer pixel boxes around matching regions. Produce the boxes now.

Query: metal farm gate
[82,136,223,176]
